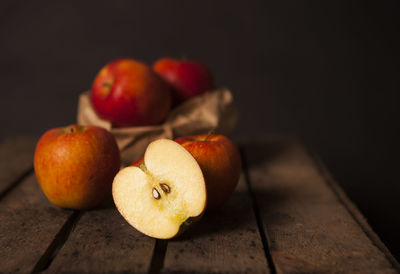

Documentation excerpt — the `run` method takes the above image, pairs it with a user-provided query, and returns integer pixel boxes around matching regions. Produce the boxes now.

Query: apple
[34,125,121,210]
[112,139,206,239]
[130,157,144,167]
[175,134,241,210]
[153,57,213,104]
[91,58,171,127]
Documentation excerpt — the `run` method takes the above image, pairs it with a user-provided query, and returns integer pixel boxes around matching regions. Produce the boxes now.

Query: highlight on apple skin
[153,57,214,104]
[112,139,207,239]
[175,133,241,211]
[91,58,171,127]
[34,124,121,210]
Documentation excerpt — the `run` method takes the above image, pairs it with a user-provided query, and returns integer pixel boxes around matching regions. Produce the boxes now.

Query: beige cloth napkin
[77,88,238,165]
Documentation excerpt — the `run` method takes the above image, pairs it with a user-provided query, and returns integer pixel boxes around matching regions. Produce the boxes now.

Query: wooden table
[1,136,399,273]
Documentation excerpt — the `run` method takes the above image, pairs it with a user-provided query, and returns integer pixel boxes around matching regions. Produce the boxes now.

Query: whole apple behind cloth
[91,58,171,127]
[175,134,241,211]
[153,57,214,104]
[34,125,120,210]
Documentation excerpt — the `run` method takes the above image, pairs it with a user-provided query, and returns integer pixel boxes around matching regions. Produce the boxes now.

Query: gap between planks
[31,210,82,273]
[241,147,277,274]
[0,166,33,202]
[148,240,168,274]
[29,209,167,274]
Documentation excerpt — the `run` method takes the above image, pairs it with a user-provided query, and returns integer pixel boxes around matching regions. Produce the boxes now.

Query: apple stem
[204,130,214,141]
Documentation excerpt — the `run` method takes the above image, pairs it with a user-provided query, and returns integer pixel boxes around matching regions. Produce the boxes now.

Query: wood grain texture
[0,137,37,194]
[312,154,400,271]
[162,175,270,273]
[1,136,398,273]
[0,173,71,273]
[244,137,398,273]
[46,203,155,273]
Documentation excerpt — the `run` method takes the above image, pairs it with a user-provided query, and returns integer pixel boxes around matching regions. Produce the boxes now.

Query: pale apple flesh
[112,139,206,239]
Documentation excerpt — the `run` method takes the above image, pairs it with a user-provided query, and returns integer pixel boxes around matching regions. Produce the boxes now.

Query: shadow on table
[171,184,288,241]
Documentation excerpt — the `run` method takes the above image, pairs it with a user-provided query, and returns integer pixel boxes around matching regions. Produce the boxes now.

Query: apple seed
[152,188,161,199]
[160,183,171,193]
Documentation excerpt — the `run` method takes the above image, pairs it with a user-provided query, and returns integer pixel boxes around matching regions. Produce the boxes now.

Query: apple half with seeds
[112,139,207,239]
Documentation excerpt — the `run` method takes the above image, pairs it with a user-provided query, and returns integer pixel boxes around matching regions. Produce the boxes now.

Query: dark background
[1,1,399,259]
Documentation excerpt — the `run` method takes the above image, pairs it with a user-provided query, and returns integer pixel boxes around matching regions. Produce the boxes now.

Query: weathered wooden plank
[244,138,399,273]
[162,174,270,273]
[312,154,400,271]
[0,137,37,195]
[46,201,155,273]
[0,173,71,273]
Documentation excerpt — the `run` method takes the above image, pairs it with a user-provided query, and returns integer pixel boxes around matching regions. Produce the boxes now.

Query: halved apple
[112,139,207,239]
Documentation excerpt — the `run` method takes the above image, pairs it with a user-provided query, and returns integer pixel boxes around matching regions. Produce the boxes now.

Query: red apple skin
[34,125,121,210]
[175,134,241,211]
[130,157,144,167]
[153,57,214,104]
[91,58,171,127]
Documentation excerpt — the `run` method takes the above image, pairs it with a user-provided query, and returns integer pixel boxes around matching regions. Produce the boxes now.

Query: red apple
[91,58,171,127]
[153,57,213,104]
[130,157,143,167]
[34,124,121,210]
[175,134,241,210]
